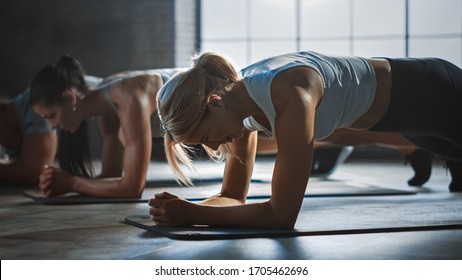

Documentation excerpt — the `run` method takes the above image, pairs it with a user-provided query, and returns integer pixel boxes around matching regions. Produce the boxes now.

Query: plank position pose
[30,55,182,198]
[150,51,462,228]
[24,55,348,196]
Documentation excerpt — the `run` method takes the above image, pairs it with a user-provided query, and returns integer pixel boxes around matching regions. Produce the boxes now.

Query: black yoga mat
[144,178,267,188]
[23,180,414,205]
[125,201,462,240]
[23,190,149,204]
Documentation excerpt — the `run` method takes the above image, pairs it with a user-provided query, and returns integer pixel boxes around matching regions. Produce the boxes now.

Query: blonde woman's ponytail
[157,51,240,186]
[192,52,240,86]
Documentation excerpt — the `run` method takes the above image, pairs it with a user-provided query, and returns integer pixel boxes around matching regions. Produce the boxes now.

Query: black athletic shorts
[370,57,462,160]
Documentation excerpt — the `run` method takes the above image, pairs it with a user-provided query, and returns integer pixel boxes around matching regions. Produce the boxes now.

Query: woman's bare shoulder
[117,74,162,92]
[110,74,163,111]
[271,66,324,110]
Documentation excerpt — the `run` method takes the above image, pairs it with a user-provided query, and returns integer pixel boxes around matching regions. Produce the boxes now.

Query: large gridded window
[200,0,462,69]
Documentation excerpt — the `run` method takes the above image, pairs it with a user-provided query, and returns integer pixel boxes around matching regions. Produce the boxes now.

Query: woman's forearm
[198,194,245,206]
[0,159,40,184]
[71,176,143,198]
[195,200,294,229]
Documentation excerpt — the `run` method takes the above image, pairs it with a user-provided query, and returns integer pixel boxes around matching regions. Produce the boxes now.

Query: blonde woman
[30,55,183,198]
[151,51,462,228]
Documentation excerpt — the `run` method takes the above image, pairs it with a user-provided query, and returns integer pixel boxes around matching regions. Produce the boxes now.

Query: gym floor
[1,157,461,260]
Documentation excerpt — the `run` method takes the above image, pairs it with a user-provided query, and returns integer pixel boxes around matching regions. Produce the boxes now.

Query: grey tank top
[240,51,377,140]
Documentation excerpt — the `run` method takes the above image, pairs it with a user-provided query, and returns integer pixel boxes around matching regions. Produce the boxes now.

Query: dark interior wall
[0,0,197,160]
[0,0,197,97]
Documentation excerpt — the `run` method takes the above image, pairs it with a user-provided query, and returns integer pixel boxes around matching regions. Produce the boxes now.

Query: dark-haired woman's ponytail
[55,55,87,94]
[30,55,87,106]
[58,119,95,178]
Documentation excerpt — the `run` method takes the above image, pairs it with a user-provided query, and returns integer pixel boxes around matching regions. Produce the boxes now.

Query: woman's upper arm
[219,129,258,202]
[268,70,321,227]
[21,131,57,173]
[98,114,124,178]
[116,80,153,193]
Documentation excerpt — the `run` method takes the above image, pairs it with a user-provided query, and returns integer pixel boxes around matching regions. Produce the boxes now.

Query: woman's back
[240,51,377,140]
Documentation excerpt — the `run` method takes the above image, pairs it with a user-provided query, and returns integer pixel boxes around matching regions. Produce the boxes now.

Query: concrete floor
[1,158,462,260]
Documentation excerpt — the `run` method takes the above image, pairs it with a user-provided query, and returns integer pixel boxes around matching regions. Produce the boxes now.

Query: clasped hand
[39,165,74,197]
[148,192,198,227]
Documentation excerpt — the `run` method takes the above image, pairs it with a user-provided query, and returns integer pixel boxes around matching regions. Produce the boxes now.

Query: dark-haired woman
[0,89,57,185]
[31,55,183,198]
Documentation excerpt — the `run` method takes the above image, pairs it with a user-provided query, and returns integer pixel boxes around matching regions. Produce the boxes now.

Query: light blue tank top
[240,51,377,140]
[11,91,51,136]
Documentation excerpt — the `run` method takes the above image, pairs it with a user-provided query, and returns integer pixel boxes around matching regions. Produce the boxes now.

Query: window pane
[250,40,297,63]
[409,0,462,35]
[201,41,248,70]
[250,0,296,39]
[301,39,350,56]
[409,38,462,67]
[353,0,405,36]
[201,0,247,40]
[354,39,405,57]
[200,0,462,69]
[301,0,350,38]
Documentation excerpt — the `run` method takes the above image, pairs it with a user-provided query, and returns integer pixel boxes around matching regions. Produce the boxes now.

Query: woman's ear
[206,93,222,109]
[62,89,78,107]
